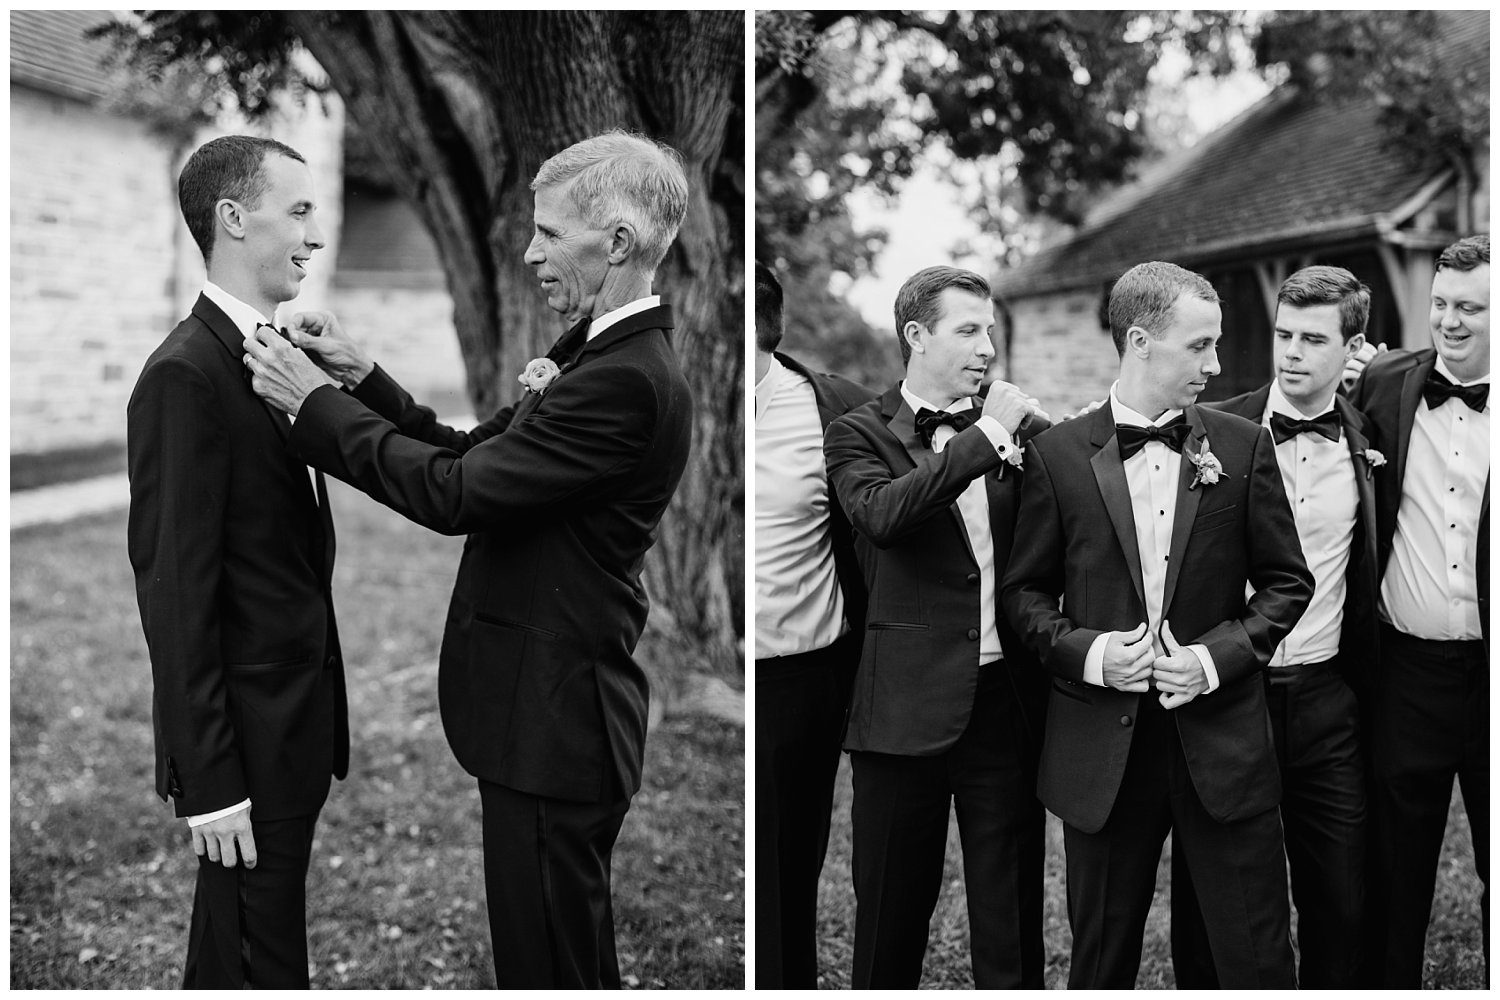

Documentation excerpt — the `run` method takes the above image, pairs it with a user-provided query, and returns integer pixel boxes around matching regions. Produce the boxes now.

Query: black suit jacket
[289,303,692,804]
[1348,347,1490,647]
[824,385,1049,757]
[771,351,877,639]
[127,294,348,821]
[1001,404,1313,832]
[1209,385,1381,689]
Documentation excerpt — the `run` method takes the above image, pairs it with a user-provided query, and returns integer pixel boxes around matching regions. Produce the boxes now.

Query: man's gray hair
[531,130,690,274]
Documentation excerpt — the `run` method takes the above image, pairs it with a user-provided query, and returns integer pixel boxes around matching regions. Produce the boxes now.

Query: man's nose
[977,335,995,359]
[1440,304,1462,328]
[524,235,544,266]
[1204,347,1221,376]
[1283,338,1302,361]
[305,215,325,250]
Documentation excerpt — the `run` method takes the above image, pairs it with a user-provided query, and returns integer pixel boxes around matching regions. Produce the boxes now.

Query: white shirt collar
[201,281,274,340]
[1108,381,1182,428]
[587,294,661,341]
[1267,378,1336,421]
[1434,353,1490,387]
[899,380,974,417]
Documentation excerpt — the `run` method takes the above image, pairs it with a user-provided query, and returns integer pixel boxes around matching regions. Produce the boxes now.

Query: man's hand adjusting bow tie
[915,407,975,449]
[1423,370,1488,413]
[1270,410,1341,445]
[1116,416,1190,461]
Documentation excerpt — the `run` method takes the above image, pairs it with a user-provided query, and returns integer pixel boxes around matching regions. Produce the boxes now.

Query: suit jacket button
[967,628,979,641]
[1120,715,1133,727]
[966,573,979,586]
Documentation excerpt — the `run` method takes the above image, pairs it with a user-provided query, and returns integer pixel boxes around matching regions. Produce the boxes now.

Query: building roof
[994,10,1489,300]
[10,10,118,102]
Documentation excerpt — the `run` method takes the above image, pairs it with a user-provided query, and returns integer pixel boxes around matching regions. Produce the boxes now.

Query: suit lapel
[1161,406,1207,616]
[192,294,300,447]
[1394,352,1435,498]
[884,388,977,564]
[1087,406,1147,612]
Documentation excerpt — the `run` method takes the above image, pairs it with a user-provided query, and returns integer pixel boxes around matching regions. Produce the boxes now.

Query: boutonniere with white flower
[518,357,561,394]
[1187,439,1222,490]
[1362,447,1386,479]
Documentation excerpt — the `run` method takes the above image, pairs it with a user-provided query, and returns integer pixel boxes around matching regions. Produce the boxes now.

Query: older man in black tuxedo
[1002,261,1313,988]
[824,265,1051,988]
[127,135,347,988]
[243,130,694,988]
[1349,234,1489,986]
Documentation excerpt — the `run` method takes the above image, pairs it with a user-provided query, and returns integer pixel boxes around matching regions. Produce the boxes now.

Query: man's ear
[606,223,637,265]
[1126,325,1152,360]
[903,320,926,356]
[214,198,246,243]
[1345,332,1367,358]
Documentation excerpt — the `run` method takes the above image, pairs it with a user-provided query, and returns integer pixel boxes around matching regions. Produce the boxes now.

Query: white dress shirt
[1380,355,1490,640]
[1258,382,1357,666]
[753,357,846,658]
[899,382,1015,664]
[1084,385,1218,695]
[586,294,662,340]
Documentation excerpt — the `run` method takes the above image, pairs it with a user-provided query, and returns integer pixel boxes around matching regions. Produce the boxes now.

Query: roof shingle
[11,10,118,103]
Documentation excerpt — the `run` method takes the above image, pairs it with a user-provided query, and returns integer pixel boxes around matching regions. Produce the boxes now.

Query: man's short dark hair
[1277,265,1370,343]
[755,259,785,354]
[178,135,306,264]
[1107,261,1219,357]
[1436,234,1490,273]
[892,266,991,365]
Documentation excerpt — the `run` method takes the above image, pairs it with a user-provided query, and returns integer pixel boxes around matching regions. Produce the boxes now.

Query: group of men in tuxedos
[128,130,694,987]
[754,235,1488,988]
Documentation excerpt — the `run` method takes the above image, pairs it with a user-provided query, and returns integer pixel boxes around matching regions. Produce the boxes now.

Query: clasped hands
[243,311,374,416]
[1101,620,1207,709]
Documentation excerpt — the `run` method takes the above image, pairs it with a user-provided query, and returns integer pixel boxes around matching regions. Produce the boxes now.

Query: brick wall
[326,284,471,420]
[1007,288,1120,416]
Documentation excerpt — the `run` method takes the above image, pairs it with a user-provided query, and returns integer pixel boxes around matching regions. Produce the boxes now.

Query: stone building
[10,10,467,474]
[993,10,1489,414]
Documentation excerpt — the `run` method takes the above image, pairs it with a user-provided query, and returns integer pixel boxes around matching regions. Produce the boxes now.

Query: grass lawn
[10,484,743,989]
[812,754,1486,988]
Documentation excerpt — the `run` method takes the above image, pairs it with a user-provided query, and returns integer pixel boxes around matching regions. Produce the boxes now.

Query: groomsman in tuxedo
[1003,261,1313,988]
[753,260,875,987]
[1172,265,1380,986]
[824,265,1050,987]
[127,135,347,987]
[1349,234,1489,986]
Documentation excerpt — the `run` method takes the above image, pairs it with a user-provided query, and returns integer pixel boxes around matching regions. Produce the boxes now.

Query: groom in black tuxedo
[243,131,694,987]
[1002,261,1313,987]
[824,265,1051,987]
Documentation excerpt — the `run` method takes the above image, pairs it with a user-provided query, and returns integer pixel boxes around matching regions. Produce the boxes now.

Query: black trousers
[1364,625,1488,986]
[1065,702,1295,989]
[754,634,858,988]
[478,779,630,988]
[183,812,319,988]
[1171,660,1366,987]
[849,666,1045,988]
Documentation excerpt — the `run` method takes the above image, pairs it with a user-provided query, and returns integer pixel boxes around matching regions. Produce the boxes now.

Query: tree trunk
[289,12,745,690]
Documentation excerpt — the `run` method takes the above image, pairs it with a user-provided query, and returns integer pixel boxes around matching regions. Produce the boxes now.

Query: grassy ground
[10,484,743,988]
[811,755,1485,988]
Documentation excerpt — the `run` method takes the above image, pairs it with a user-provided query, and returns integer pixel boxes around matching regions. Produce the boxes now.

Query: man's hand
[982,380,1050,434]
[1341,340,1386,392]
[287,310,375,389]
[244,326,337,416]
[191,807,257,869]
[1153,620,1208,709]
[1101,621,1154,693]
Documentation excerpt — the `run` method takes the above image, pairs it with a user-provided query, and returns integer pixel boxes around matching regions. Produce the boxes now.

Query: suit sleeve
[351,363,516,453]
[1189,425,1314,685]
[824,416,1004,548]
[127,358,246,816]
[1000,440,1106,682]
[290,359,657,535]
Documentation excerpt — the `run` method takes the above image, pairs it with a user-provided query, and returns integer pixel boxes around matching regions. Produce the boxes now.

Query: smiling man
[1349,234,1490,985]
[1170,265,1380,987]
[1002,260,1312,987]
[127,135,346,988]
[823,265,1052,987]
[240,130,693,988]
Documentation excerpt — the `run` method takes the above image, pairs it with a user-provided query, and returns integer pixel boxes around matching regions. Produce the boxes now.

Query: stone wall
[1006,287,1119,416]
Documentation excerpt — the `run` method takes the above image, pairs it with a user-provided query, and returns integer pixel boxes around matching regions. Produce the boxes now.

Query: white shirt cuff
[1188,643,1219,693]
[974,414,1016,461]
[1084,631,1112,687]
[187,799,251,827]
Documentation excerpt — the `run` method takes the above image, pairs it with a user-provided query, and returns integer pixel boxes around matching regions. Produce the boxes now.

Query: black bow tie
[1423,371,1488,412]
[545,317,592,366]
[914,407,975,448]
[1270,410,1341,445]
[1116,417,1190,461]
[256,321,290,341]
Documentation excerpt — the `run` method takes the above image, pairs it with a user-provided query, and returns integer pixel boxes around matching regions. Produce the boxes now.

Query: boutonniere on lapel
[1362,447,1386,479]
[1186,439,1222,490]
[518,357,561,394]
